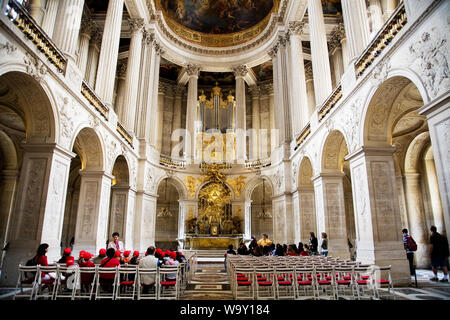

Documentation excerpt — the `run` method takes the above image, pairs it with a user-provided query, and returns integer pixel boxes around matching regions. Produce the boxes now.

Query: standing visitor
[309,232,318,255]
[429,226,449,282]
[320,232,328,257]
[402,228,417,276]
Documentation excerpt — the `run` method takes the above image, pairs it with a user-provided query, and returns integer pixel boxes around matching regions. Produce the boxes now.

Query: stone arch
[0,71,57,144]
[111,155,130,187]
[298,156,314,188]
[71,127,105,172]
[0,130,18,170]
[405,132,431,174]
[195,179,236,200]
[156,174,188,201]
[321,129,350,173]
[244,175,274,201]
[297,156,317,243]
[362,75,425,148]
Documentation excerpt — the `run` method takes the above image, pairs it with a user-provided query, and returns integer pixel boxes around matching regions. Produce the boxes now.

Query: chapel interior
[0,0,449,300]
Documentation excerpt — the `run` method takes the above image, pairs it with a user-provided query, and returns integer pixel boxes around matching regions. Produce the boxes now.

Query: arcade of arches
[0,0,449,288]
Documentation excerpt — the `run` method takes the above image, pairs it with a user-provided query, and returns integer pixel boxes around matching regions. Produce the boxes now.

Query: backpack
[406,236,417,251]
[25,255,37,266]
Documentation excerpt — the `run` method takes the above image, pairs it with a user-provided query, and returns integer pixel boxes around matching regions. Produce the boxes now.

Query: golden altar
[185,235,243,249]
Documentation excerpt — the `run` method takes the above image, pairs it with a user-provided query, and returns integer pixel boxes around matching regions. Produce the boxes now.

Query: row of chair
[14,263,189,300]
[227,256,395,300]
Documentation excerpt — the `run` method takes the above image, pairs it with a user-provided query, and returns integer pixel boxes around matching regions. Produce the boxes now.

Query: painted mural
[158,0,275,34]
[252,61,273,82]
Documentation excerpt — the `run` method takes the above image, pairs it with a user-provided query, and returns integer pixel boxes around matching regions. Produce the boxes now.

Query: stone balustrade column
[307,0,333,107]
[85,31,102,87]
[233,65,248,163]
[250,86,260,160]
[288,22,309,133]
[77,20,95,78]
[122,18,144,133]
[95,0,124,107]
[341,0,371,64]
[184,64,200,162]
[40,0,59,37]
[52,0,85,61]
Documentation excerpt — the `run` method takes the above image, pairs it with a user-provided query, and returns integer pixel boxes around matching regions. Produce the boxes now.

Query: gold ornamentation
[226,176,246,198]
[184,176,203,198]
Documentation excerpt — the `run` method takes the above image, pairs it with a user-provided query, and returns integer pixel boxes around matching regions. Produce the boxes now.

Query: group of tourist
[25,232,188,291]
[225,232,329,259]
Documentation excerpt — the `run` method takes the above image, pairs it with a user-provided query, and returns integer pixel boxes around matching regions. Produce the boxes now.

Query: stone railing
[116,121,133,148]
[245,158,271,170]
[294,123,311,151]
[159,155,186,169]
[317,83,343,122]
[81,80,109,120]
[355,2,407,78]
[4,0,67,72]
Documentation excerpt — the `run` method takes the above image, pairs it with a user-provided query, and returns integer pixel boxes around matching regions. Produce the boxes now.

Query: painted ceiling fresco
[198,72,235,87]
[160,58,183,81]
[252,61,273,82]
[158,0,275,34]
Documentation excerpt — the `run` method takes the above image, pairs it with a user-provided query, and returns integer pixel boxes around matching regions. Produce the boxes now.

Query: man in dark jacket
[429,226,449,282]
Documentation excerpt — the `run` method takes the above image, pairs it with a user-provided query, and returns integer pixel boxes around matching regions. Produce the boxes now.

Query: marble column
[404,173,429,267]
[77,20,95,79]
[122,19,144,133]
[272,194,294,245]
[52,0,84,61]
[184,64,200,162]
[72,171,113,256]
[424,156,445,233]
[418,95,450,246]
[382,0,398,21]
[95,0,124,107]
[150,44,162,149]
[305,63,316,118]
[250,86,260,160]
[113,61,127,122]
[292,191,301,245]
[329,26,345,85]
[312,173,350,259]
[29,0,44,24]
[307,0,333,107]
[136,31,156,143]
[233,65,249,163]
[346,147,410,285]
[341,0,371,64]
[155,83,166,153]
[40,0,59,38]
[368,0,384,36]
[0,144,74,286]
[171,85,184,157]
[85,31,101,87]
[288,22,309,133]
[133,192,157,251]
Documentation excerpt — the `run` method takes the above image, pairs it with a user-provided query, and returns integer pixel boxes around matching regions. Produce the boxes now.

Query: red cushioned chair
[158,265,180,300]
[255,267,275,300]
[34,265,58,300]
[115,265,137,300]
[373,265,394,300]
[354,266,376,300]
[294,266,316,300]
[234,267,254,300]
[334,266,356,300]
[315,266,336,300]
[274,267,296,300]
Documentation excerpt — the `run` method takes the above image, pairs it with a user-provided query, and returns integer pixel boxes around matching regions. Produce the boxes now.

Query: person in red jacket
[35,243,57,280]
[78,251,95,292]
[99,248,120,292]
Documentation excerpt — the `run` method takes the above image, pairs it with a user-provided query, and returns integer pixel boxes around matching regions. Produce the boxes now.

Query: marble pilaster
[40,0,59,38]
[233,65,248,163]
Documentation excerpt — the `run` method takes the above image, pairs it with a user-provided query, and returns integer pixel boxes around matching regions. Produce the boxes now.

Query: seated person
[58,248,73,264]
[237,243,249,255]
[93,248,107,265]
[99,248,120,292]
[287,244,298,256]
[257,234,273,248]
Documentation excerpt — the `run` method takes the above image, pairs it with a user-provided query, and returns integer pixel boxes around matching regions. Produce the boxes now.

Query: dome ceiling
[155,0,280,47]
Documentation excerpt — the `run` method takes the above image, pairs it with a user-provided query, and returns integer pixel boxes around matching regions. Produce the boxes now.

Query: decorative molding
[185,64,201,77]
[24,52,47,82]
[232,65,249,78]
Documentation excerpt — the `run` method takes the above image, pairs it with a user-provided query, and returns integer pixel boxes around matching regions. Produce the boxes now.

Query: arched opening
[107,155,130,248]
[297,157,317,244]
[155,178,180,250]
[251,178,273,239]
[0,71,57,285]
[363,75,443,268]
[319,129,355,259]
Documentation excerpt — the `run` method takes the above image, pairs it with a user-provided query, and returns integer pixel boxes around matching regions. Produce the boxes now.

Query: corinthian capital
[186,64,201,77]
[232,65,248,78]
[288,21,305,36]
[129,18,145,33]
[143,30,155,46]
